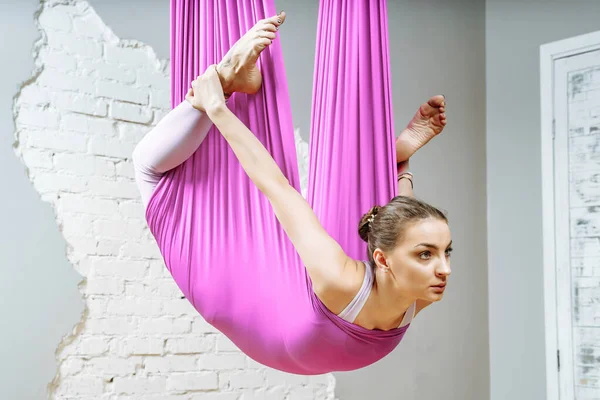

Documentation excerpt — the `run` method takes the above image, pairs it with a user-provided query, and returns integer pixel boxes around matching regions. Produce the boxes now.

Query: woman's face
[376,218,452,302]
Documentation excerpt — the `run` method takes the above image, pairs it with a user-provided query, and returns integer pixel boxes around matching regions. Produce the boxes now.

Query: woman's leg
[395,95,447,163]
[132,100,213,207]
[132,13,285,208]
[394,95,448,199]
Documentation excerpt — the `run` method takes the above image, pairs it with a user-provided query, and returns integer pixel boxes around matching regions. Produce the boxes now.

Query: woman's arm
[208,105,352,295]
[192,66,353,297]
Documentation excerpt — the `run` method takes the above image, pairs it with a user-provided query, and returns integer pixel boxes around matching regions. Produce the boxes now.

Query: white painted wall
[486,1,600,399]
[335,0,489,399]
[0,1,84,399]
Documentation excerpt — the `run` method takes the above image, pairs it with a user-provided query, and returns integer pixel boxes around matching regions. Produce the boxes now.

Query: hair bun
[358,206,380,242]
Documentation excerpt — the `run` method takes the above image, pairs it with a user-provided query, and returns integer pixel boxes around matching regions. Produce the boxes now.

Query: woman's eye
[419,251,431,260]
[445,248,453,257]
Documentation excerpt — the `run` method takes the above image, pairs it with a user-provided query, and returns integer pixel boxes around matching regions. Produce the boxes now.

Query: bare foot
[396,95,447,163]
[216,12,287,96]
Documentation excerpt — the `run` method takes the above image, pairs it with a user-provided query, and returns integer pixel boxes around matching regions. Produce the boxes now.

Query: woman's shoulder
[314,258,368,315]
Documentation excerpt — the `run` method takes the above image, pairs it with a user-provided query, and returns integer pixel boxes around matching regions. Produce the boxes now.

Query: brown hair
[358,196,448,265]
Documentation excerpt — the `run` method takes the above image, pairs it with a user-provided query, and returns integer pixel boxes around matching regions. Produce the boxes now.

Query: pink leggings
[132,100,211,208]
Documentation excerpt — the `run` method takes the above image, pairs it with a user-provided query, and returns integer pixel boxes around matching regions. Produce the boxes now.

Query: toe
[427,95,445,108]
[265,11,286,27]
[259,30,277,40]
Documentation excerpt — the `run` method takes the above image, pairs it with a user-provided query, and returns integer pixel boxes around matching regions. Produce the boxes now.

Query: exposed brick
[96,80,148,104]
[161,298,198,317]
[67,236,98,255]
[45,29,103,58]
[85,278,124,296]
[32,172,87,194]
[287,388,318,400]
[38,48,78,71]
[117,121,153,143]
[165,336,215,354]
[86,317,137,335]
[85,356,141,375]
[120,241,163,260]
[264,369,309,387]
[119,201,146,219]
[189,393,240,400]
[26,129,88,153]
[138,317,191,335]
[85,296,108,316]
[113,376,167,394]
[38,69,96,95]
[61,113,116,136]
[216,336,240,352]
[58,194,120,215]
[78,336,110,356]
[17,84,52,107]
[137,69,170,91]
[228,370,266,389]
[116,161,136,179]
[110,101,154,124]
[58,357,85,376]
[38,6,73,32]
[88,136,135,159]
[149,89,171,109]
[16,107,60,129]
[89,258,148,279]
[192,318,220,334]
[105,45,153,66]
[54,92,108,117]
[96,239,122,257]
[54,376,104,397]
[72,12,107,39]
[239,387,286,400]
[86,177,139,199]
[21,149,53,169]
[114,337,164,357]
[166,372,219,391]
[148,260,172,279]
[53,153,115,177]
[106,297,162,317]
[144,355,198,373]
[197,354,246,371]
[78,59,137,83]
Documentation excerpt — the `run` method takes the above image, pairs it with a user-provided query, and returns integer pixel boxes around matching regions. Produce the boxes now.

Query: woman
[133,13,451,374]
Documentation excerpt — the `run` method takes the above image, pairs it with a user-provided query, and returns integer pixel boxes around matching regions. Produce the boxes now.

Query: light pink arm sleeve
[132,100,213,207]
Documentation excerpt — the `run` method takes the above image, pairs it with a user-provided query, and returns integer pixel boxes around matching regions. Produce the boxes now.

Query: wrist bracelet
[397,172,414,189]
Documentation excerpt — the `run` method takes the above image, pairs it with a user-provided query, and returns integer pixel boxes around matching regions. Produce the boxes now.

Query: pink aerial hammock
[146,0,401,374]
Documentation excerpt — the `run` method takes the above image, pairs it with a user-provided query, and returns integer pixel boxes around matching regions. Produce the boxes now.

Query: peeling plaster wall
[9,0,326,399]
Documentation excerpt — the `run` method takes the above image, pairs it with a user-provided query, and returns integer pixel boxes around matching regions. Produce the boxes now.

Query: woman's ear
[372,248,390,272]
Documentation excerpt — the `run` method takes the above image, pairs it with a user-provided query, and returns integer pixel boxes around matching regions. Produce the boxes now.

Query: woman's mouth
[431,283,446,293]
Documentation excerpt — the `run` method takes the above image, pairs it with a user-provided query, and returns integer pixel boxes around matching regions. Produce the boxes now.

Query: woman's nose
[436,260,451,277]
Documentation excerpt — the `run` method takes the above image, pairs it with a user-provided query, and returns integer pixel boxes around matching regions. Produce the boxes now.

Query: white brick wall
[14,0,334,398]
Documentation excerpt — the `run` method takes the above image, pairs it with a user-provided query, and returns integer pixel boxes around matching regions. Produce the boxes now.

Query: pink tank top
[338,262,416,327]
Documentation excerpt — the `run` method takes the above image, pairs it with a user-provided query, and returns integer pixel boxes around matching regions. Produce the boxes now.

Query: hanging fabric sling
[145,0,405,375]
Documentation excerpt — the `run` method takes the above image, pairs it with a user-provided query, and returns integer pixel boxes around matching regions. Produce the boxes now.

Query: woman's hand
[186,65,226,114]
